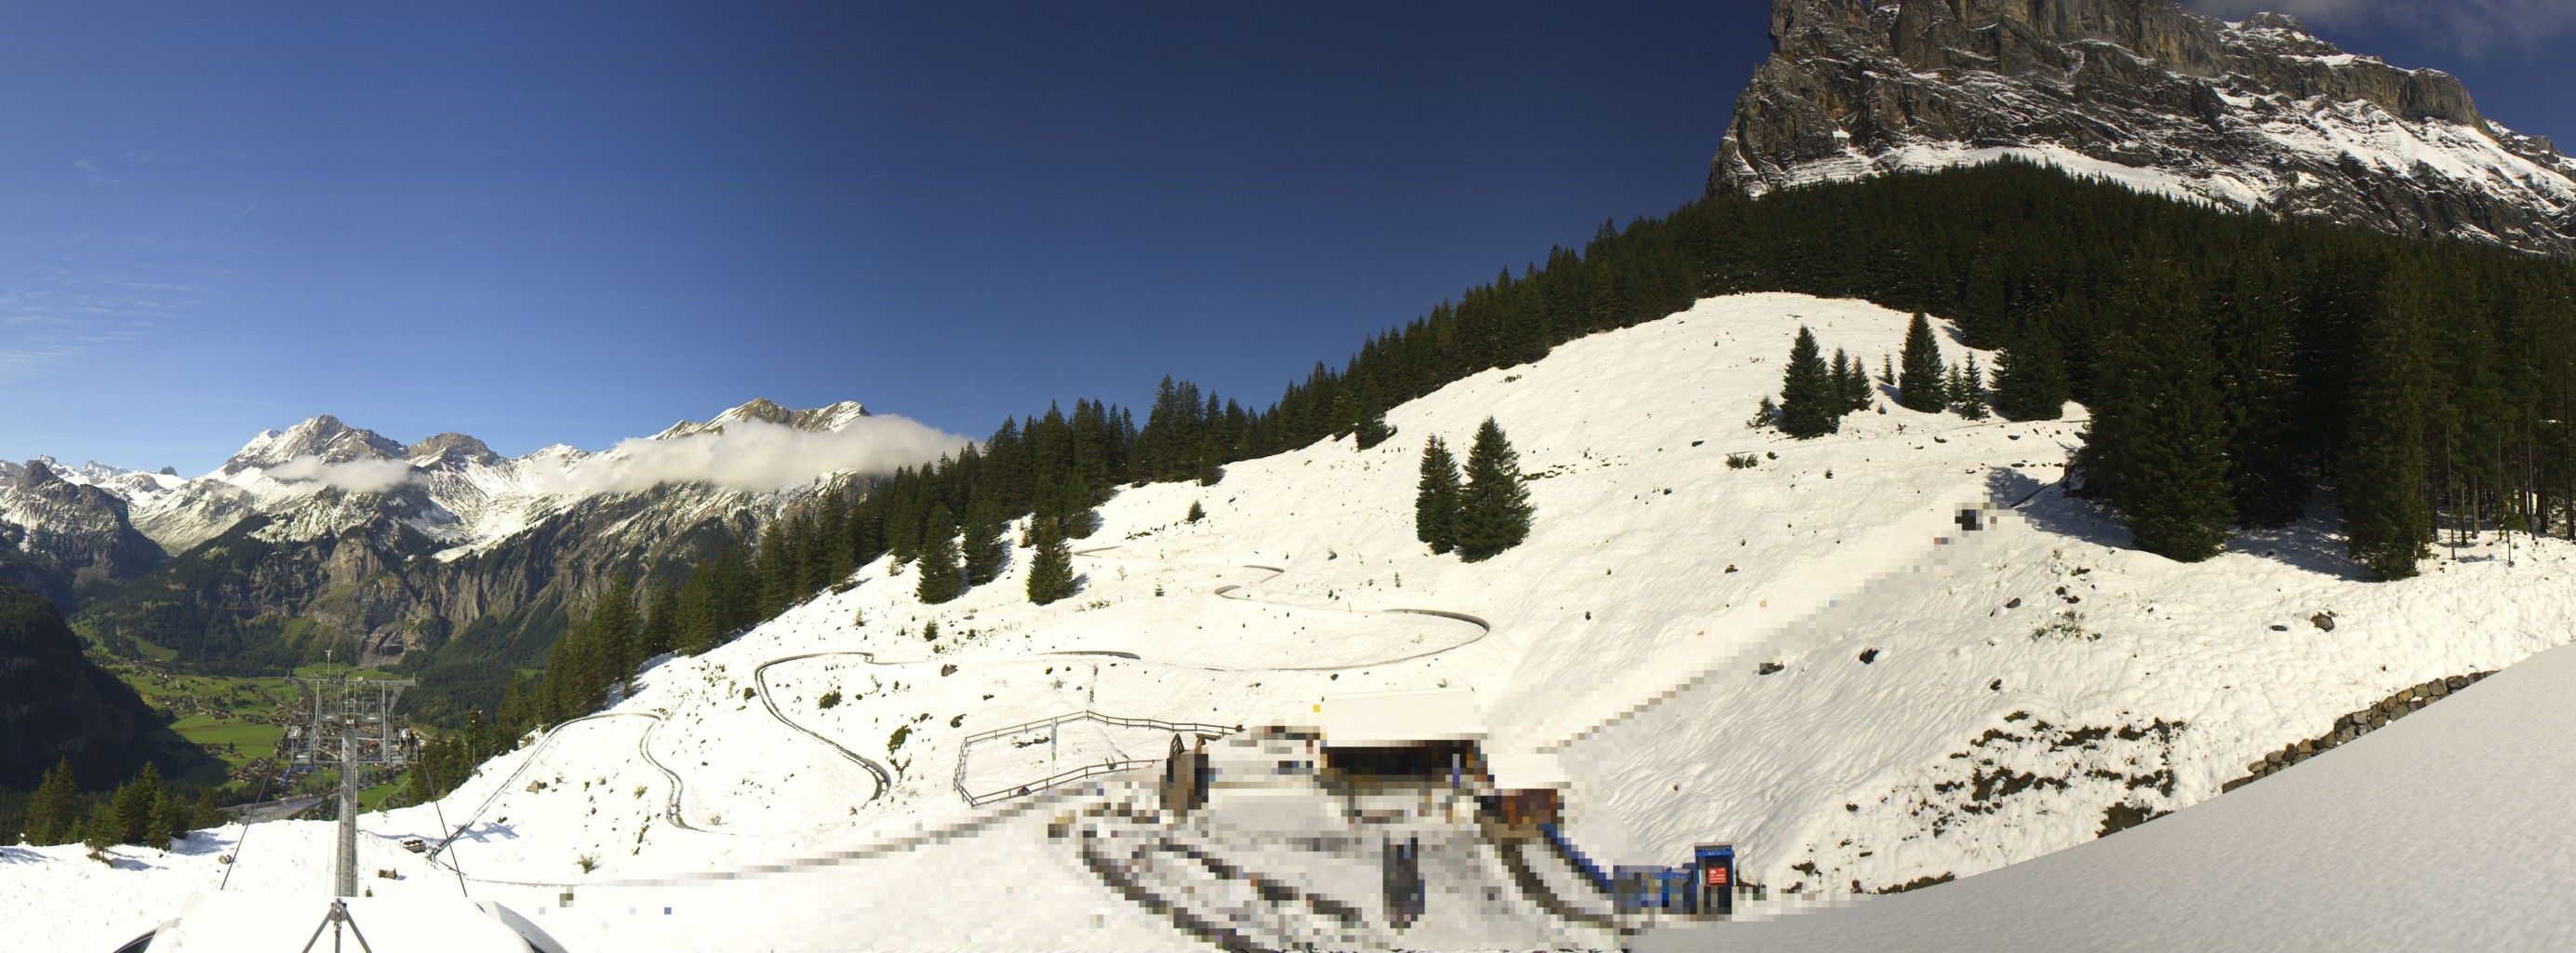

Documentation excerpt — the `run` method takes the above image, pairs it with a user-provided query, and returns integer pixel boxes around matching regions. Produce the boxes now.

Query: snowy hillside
[9,293,2573,950]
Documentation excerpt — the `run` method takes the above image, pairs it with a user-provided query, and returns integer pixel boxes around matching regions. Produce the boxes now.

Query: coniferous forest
[439,159,2576,787]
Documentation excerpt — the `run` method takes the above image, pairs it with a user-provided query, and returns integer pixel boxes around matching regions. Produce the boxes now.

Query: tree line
[12,758,220,858]
[464,158,2576,778]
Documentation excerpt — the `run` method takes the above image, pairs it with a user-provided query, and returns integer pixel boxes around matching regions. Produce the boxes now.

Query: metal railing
[954,710,1239,806]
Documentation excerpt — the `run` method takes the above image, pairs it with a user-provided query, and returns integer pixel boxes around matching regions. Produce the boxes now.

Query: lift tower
[288,656,418,898]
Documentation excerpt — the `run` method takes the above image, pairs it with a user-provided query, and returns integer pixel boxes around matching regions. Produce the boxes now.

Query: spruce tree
[1839,348,1873,411]
[190,788,221,831]
[1024,517,1078,605]
[2341,293,2439,579]
[914,503,965,604]
[112,764,162,845]
[1415,436,1463,554]
[1778,326,1839,438]
[1899,312,1948,412]
[82,801,116,860]
[1949,358,1990,420]
[2093,265,2237,562]
[1185,501,1206,523]
[961,490,1007,585]
[1454,418,1536,561]
[24,758,80,845]
[1354,410,1394,450]
[1990,323,2070,421]
[150,783,185,846]
[639,580,680,660]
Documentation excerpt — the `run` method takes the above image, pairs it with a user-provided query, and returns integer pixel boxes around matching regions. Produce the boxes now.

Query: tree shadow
[1985,468,2130,551]
[166,830,236,857]
[0,845,42,865]
[2223,508,2373,583]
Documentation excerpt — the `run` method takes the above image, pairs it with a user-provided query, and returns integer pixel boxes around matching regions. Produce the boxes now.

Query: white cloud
[535,416,970,496]
[71,159,118,185]
[2190,0,2576,55]
[267,455,418,494]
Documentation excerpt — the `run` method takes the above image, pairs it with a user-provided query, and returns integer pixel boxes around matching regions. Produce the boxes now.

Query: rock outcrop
[1710,0,2576,255]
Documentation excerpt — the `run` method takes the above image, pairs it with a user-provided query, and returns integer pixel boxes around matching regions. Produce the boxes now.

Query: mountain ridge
[1709,0,2576,255]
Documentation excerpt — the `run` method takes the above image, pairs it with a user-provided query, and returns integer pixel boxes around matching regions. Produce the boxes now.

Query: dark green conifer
[23,758,80,845]
[1990,323,2070,421]
[1024,517,1078,605]
[962,489,1007,585]
[1415,436,1463,554]
[1899,312,1948,412]
[914,503,965,604]
[1778,326,1839,438]
[1454,419,1535,561]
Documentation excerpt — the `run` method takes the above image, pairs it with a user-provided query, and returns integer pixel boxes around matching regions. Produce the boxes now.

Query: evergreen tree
[23,758,80,846]
[1024,517,1078,605]
[1186,501,1206,523]
[1354,410,1394,450]
[81,801,116,860]
[2341,289,2440,579]
[1949,358,1990,420]
[112,763,163,846]
[1899,312,1948,412]
[914,503,965,604]
[639,580,680,660]
[1838,348,1873,411]
[2091,265,2237,561]
[1778,326,1840,438]
[149,782,185,846]
[1415,436,1463,554]
[1990,322,2070,421]
[594,575,639,690]
[1058,479,1099,539]
[961,489,1008,585]
[1454,418,1536,561]
[190,788,221,831]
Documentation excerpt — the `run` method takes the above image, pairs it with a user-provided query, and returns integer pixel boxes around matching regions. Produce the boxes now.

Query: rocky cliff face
[0,460,169,606]
[1710,0,2576,255]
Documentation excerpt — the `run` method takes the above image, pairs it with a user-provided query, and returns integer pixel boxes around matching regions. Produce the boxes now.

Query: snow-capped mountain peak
[220,414,406,475]
[652,397,869,441]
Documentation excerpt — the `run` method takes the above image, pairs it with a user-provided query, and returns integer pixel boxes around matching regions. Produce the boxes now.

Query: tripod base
[300,898,379,953]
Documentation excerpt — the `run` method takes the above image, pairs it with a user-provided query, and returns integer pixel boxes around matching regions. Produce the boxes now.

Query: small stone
[2310,612,2336,632]
[1859,649,1881,664]
[2269,624,2289,632]
[2006,597,2022,609]
[2447,675,2470,691]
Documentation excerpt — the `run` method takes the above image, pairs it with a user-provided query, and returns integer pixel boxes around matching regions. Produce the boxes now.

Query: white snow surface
[1641,639,2576,952]
[8,294,2574,950]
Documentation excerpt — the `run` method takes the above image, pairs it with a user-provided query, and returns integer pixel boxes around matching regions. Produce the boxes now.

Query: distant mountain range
[1711,0,2576,256]
[0,398,884,685]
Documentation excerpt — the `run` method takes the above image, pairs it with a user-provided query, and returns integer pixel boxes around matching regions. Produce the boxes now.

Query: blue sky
[1,2,2569,474]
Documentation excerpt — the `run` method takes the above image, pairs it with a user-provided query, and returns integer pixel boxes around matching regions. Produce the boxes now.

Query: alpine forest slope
[0,583,194,791]
[1711,0,2576,256]
[12,293,2575,951]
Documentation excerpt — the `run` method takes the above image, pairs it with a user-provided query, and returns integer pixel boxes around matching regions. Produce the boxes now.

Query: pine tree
[190,788,221,831]
[639,580,680,660]
[1058,479,1099,539]
[2341,289,2439,580]
[1899,312,1948,412]
[1415,436,1463,554]
[1778,326,1839,438]
[1185,501,1206,523]
[915,503,965,604]
[112,763,163,846]
[149,782,185,846]
[2092,265,2237,561]
[961,490,1007,585]
[1839,348,1873,411]
[1990,322,2070,422]
[1454,418,1536,561]
[1354,410,1394,450]
[23,758,80,845]
[1024,517,1078,605]
[82,801,117,860]
[594,575,639,690]
[1948,358,1990,420]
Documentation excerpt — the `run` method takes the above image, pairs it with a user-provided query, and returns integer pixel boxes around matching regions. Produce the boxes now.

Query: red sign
[1705,866,1728,887]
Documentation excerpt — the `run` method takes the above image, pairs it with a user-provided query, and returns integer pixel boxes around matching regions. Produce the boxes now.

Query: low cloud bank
[266,456,415,493]
[536,415,970,496]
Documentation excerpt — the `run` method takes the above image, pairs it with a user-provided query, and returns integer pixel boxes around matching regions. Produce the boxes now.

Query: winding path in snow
[751,652,898,799]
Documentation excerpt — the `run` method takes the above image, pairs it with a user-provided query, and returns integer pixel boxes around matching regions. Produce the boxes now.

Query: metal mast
[288,653,418,898]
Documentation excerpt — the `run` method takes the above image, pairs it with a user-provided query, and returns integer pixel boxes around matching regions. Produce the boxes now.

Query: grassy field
[167,713,287,764]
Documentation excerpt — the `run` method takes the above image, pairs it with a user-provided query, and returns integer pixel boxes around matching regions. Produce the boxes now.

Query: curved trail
[1077,551,1494,671]
[429,710,701,865]
[752,652,897,799]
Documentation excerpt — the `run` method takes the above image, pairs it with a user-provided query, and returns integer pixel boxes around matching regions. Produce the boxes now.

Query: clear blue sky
[1,2,2569,474]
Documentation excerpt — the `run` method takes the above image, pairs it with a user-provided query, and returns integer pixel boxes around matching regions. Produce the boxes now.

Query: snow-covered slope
[11,294,2572,949]
[1640,639,2576,952]
[1713,1,2576,255]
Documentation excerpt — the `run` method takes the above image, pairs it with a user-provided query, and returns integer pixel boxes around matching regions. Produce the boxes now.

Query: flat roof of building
[1317,688,1486,745]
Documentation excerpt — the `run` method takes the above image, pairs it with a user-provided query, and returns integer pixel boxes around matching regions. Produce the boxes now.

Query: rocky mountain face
[64,399,874,673]
[0,582,166,788]
[1710,0,2576,255]
[0,460,170,606]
